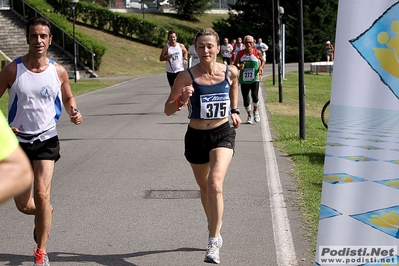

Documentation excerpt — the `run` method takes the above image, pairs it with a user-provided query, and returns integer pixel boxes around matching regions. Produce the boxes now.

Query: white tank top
[165,43,184,73]
[8,57,62,143]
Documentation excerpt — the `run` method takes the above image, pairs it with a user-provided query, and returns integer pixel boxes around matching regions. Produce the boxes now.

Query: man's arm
[56,64,82,125]
[159,46,170,62]
[0,61,16,98]
[233,51,242,69]
[257,53,265,75]
[180,43,188,63]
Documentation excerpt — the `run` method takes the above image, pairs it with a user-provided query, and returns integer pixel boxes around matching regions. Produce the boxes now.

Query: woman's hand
[181,85,194,102]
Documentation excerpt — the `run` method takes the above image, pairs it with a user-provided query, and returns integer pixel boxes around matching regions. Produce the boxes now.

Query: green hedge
[46,0,174,47]
[15,0,106,70]
[19,0,195,69]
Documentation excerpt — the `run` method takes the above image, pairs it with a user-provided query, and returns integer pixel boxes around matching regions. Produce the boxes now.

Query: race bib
[200,93,230,119]
[243,68,255,81]
[171,52,179,61]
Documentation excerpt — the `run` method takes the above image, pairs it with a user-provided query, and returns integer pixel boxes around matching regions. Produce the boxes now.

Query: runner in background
[188,36,200,68]
[233,37,244,62]
[230,39,236,62]
[221,37,233,65]
[234,35,264,124]
[159,30,188,89]
[326,41,334,61]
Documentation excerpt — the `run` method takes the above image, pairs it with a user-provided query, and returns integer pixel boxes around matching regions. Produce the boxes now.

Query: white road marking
[258,87,298,266]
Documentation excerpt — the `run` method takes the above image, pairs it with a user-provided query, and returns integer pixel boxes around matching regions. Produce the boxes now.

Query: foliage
[213,0,338,63]
[173,0,215,20]
[14,0,106,70]
[45,0,175,47]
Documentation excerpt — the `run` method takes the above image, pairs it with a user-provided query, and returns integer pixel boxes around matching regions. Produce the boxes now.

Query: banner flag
[315,1,399,265]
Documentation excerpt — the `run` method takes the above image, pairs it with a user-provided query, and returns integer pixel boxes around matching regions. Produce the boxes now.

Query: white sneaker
[208,222,223,247]
[204,240,221,264]
[254,111,260,123]
[246,115,253,124]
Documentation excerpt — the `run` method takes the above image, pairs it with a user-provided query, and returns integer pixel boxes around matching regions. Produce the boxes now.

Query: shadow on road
[0,247,205,265]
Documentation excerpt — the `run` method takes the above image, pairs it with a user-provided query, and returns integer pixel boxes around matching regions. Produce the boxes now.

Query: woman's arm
[164,71,193,116]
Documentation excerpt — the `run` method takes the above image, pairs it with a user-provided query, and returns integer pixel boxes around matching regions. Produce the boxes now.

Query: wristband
[175,95,188,108]
[230,108,240,115]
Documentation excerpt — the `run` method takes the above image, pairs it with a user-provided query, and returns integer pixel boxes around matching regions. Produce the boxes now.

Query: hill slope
[77,13,227,77]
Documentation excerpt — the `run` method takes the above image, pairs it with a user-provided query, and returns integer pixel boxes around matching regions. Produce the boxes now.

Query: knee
[207,180,223,197]
[15,201,32,214]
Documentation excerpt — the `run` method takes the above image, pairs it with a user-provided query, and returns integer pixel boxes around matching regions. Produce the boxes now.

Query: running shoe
[218,232,223,248]
[204,240,221,264]
[33,248,49,266]
[208,222,222,247]
[254,111,260,123]
[246,115,253,124]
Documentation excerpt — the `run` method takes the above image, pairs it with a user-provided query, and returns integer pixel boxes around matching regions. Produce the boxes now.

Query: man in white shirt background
[255,38,268,63]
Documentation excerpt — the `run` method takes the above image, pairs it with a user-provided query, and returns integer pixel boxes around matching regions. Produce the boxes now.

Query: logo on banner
[351,2,399,99]
[318,246,397,265]
[351,206,399,239]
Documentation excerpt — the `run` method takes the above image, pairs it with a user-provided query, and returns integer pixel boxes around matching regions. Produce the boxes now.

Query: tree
[213,0,338,62]
[174,0,215,20]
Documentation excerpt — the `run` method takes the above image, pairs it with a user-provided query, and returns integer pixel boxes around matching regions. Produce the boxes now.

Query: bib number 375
[200,93,230,119]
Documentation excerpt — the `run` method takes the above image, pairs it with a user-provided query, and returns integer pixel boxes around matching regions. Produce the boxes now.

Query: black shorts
[166,71,182,87]
[223,57,231,65]
[19,136,61,162]
[184,121,236,164]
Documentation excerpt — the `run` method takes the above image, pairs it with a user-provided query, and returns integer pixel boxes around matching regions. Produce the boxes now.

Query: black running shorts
[19,136,61,162]
[166,71,182,87]
[184,121,236,164]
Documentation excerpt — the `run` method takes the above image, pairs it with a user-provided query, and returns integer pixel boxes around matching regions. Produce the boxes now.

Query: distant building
[106,0,237,10]
[212,0,237,10]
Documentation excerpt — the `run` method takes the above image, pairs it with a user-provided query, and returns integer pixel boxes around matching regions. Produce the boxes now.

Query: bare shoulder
[227,64,239,77]
[0,60,17,86]
[176,68,192,84]
[54,62,69,82]
[54,62,67,74]
[0,60,17,75]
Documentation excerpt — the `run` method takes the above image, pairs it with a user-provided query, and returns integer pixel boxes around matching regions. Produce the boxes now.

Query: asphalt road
[0,63,314,266]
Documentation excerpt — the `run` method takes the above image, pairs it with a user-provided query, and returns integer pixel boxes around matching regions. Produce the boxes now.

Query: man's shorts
[223,57,231,65]
[184,121,236,164]
[166,71,182,87]
[19,136,61,162]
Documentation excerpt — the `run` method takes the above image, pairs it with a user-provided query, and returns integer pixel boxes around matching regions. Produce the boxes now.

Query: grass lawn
[264,71,332,244]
